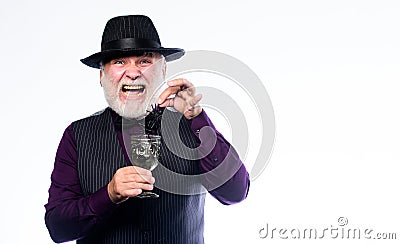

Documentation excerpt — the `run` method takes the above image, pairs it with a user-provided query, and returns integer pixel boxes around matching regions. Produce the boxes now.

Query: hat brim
[80,48,185,69]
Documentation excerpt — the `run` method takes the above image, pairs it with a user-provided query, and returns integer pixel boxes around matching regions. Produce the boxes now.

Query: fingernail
[158,98,162,104]
[168,81,173,86]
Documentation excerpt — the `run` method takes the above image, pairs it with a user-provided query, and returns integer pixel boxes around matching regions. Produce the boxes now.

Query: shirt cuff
[87,185,118,218]
[190,110,216,137]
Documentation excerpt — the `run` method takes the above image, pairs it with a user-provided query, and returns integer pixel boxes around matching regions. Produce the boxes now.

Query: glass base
[135,191,159,199]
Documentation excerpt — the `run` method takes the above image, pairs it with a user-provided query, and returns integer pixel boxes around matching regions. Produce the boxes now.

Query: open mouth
[121,84,145,96]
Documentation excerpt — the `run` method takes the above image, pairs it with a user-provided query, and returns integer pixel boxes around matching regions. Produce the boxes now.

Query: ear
[99,70,103,87]
[162,60,167,79]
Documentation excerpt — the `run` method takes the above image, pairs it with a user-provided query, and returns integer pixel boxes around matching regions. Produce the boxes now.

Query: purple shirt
[45,108,249,242]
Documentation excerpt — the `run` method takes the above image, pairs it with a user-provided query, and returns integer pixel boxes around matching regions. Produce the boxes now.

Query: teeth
[122,84,145,94]
[123,85,144,90]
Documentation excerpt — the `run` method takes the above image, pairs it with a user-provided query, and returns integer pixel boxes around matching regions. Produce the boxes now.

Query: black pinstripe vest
[72,108,205,244]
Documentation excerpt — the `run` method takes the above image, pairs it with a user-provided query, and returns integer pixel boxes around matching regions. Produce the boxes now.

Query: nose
[125,64,141,80]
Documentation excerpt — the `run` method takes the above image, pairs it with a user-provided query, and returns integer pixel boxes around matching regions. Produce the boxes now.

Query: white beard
[100,63,165,119]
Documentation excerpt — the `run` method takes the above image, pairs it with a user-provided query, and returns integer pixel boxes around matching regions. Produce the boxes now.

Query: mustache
[117,77,149,90]
[101,75,149,88]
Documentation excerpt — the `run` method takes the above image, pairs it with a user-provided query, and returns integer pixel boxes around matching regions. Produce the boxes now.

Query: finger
[167,79,195,97]
[167,78,193,89]
[116,181,154,197]
[158,97,174,108]
[183,110,193,118]
[157,86,180,105]
[117,166,152,176]
[131,166,152,176]
[192,93,203,105]
[175,89,190,100]
[176,85,195,97]
[124,189,142,197]
[184,110,200,120]
[185,107,202,119]
[175,88,199,107]
[123,183,154,197]
[126,182,154,191]
[115,168,154,183]
[184,85,196,95]
[123,174,155,184]
[120,186,153,198]
[186,94,202,111]
[158,78,195,104]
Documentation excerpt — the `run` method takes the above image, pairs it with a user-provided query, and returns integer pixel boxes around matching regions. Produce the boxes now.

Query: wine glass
[130,134,161,198]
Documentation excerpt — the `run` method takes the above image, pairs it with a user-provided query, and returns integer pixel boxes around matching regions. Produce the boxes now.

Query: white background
[1,0,399,243]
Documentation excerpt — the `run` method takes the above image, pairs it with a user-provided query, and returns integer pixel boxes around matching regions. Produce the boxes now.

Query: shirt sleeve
[190,110,250,205]
[44,125,118,243]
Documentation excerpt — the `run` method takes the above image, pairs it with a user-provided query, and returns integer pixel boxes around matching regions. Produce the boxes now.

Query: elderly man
[45,15,249,244]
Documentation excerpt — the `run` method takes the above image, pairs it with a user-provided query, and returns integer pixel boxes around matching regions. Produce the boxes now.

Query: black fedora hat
[81,15,185,69]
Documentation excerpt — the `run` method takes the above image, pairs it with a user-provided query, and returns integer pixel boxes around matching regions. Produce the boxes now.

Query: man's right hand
[107,166,155,204]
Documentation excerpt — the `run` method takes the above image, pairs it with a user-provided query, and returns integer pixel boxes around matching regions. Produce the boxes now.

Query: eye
[113,59,125,65]
[139,58,153,65]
